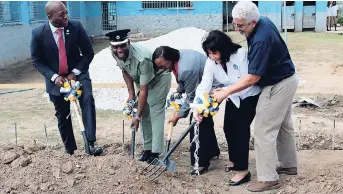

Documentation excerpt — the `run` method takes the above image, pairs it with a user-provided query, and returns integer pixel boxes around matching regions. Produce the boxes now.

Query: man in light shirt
[331,1,339,31]
[327,1,332,31]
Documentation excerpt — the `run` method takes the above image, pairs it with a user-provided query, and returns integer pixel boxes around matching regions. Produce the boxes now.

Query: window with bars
[68,1,80,19]
[0,2,3,23]
[102,1,117,31]
[29,1,47,22]
[0,1,22,24]
[142,1,193,9]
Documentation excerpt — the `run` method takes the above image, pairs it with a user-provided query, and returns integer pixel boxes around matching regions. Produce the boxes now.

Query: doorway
[282,1,295,31]
[302,1,316,30]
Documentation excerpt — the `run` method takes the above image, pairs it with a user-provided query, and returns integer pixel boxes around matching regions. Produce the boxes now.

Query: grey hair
[232,1,260,23]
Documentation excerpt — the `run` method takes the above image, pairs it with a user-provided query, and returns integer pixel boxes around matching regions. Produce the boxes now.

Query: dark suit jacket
[30,20,94,96]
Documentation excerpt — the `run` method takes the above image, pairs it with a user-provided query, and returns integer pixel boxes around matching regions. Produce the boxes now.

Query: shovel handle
[162,122,196,162]
[131,129,136,159]
[71,101,85,131]
[167,122,174,139]
[71,100,90,154]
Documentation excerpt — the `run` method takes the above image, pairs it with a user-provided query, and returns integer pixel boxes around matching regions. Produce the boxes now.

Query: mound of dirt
[1,143,343,194]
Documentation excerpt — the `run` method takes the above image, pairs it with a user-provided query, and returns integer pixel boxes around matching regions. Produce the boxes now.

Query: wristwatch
[135,117,142,121]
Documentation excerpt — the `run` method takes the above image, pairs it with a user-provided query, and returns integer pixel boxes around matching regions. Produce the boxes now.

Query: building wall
[294,1,304,32]
[0,23,41,69]
[0,1,83,69]
[257,1,327,32]
[0,2,35,69]
[115,1,222,36]
[258,1,282,31]
[83,1,102,36]
[315,1,327,32]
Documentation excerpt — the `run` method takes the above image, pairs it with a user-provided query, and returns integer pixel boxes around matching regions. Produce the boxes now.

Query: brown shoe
[276,167,297,175]
[247,181,280,192]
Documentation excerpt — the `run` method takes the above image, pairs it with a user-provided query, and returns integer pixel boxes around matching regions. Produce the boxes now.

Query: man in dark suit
[30,1,103,156]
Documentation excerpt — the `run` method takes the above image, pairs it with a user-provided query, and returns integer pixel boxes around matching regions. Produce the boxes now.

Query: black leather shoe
[138,150,152,162]
[229,171,251,186]
[65,150,74,155]
[190,166,209,175]
[146,153,159,164]
[88,145,103,156]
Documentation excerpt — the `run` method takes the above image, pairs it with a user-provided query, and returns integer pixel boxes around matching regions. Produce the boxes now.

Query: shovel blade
[166,161,176,174]
[147,161,177,181]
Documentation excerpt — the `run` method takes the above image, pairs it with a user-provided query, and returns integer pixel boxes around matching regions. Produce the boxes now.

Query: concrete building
[0,1,84,69]
[223,1,327,32]
[0,1,329,69]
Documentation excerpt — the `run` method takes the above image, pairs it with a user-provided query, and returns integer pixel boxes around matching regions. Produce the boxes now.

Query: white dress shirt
[331,5,339,17]
[327,5,332,17]
[195,47,261,108]
[49,22,81,82]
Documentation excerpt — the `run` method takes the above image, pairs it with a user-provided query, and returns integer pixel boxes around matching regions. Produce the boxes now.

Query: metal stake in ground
[298,119,301,150]
[14,123,17,146]
[332,120,336,150]
[122,120,125,153]
[44,125,50,150]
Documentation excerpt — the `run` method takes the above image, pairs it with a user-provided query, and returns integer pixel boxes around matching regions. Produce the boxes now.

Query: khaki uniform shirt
[112,43,167,88]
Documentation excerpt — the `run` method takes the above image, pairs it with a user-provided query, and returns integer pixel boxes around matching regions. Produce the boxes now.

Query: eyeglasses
[232,22,247,29]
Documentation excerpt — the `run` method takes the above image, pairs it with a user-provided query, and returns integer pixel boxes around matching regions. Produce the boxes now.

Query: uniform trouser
[254,73,299,181]
[189,115,220,167]
[140,73,172,154]
[224,94,260,171]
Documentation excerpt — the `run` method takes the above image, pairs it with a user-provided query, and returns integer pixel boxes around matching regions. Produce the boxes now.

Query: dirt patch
[331,63,343,75]
[1,144,343,194]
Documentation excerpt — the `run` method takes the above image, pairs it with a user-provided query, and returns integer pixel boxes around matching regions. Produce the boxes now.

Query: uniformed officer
[105,29,172,163]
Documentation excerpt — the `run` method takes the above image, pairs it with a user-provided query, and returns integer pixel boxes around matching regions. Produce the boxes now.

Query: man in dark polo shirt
[212,1,299,192]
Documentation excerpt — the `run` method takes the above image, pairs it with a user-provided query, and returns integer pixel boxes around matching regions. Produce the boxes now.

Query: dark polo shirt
[247,16,295,87]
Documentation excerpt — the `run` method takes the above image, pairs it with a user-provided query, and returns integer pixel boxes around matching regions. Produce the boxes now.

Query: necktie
[56,28,68,75]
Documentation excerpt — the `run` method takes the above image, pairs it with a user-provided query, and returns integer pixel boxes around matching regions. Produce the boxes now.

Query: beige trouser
[254,73,299,181]
[327,16,338,26]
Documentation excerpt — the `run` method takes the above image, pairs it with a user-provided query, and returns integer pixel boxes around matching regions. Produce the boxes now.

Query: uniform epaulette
[131,43,153,63]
